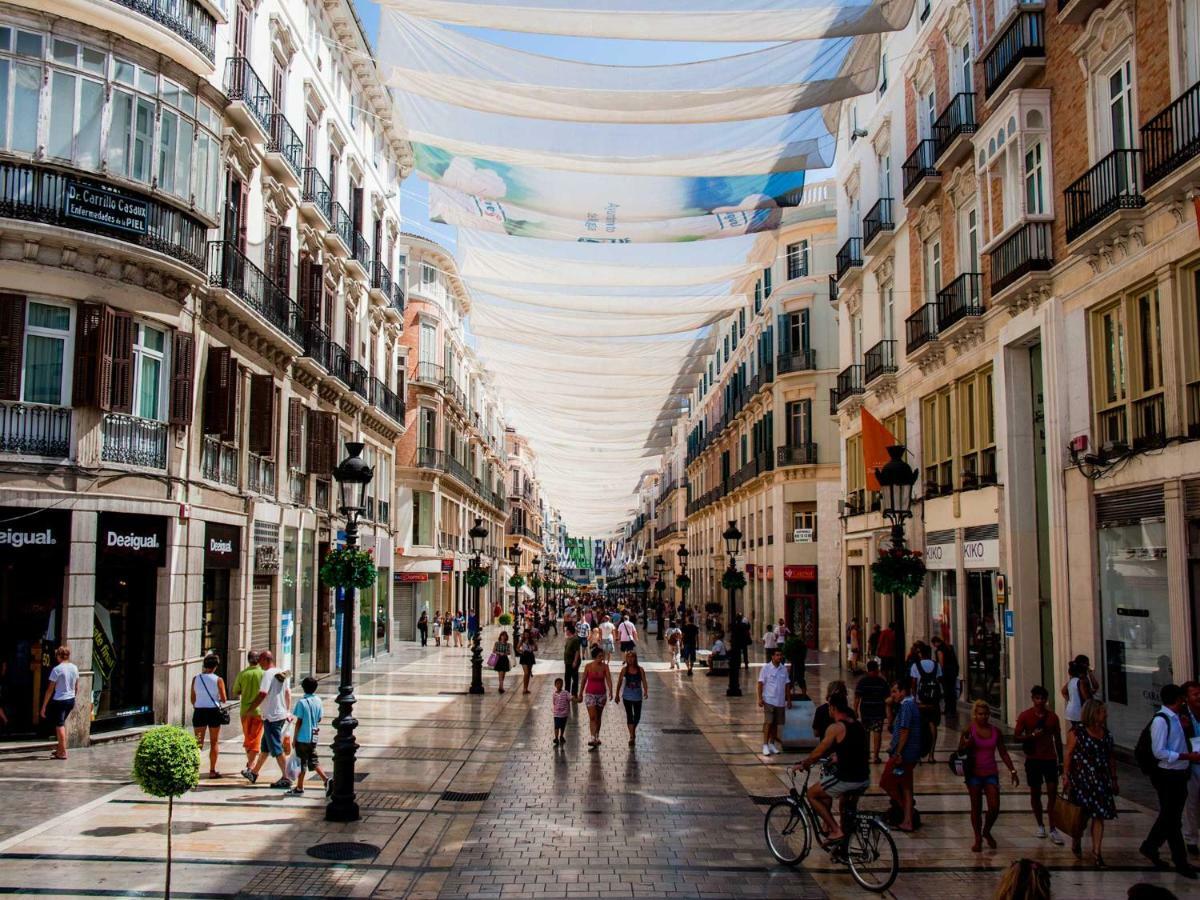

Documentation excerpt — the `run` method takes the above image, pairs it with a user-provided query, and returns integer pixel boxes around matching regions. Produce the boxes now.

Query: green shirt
[233,665,264,717]
[563,636,581,667]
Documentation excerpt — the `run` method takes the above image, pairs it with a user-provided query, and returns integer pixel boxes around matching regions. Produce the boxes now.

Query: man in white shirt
[617,615,638,653]
[243,650,294,788]
[598,615,617,663]
[762,625,779,662]
[1142,683,1200,878]
[757,647,792,755]
[39,646,80,760]
[1183,681,1200,857]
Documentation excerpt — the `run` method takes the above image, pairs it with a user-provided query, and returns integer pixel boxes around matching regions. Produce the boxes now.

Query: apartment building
[0,0,410,744]
[672,183,843,651]
[504,429,544,598]
[394,235,507,634]
[835,0,1200,742]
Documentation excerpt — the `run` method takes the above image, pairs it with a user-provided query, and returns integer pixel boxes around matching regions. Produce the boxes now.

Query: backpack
[916,662,942,706]
[1134,712,1169,776]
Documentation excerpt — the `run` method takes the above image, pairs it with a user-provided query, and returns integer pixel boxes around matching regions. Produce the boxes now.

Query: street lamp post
[678,546,690,616]
[654,556,666,640]
[532,554,541,621]
[468,517,488,695]
[640,561,650,630]
[507,545,520,626]
[327,442,373,823]
[723,520,743,698]
[875,445,919,677]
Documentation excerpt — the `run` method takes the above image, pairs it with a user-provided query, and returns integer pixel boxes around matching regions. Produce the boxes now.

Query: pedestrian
[911,642,942,761]
[681,615,699,677]
[1141,683,1200,877]
[581,647,613,750]
[776,618,790,642]
[441,612,452,647]
[1062,657,1094,730]
[417,611,429,647]
[762,621,779,663]
[881,679,920,832]
[453,611,465,648]
[854,660,890,763]
[867,623,881,661]
[1063,698,1117,866]
[467,609,478,644]
[287,676,329,796]
[190,653,227,778]
[847,618,862,674]
[735,613,751,671]
[931,635,959,718]
[877,622,897,680]
[563,624,582,699]
[707,630,729,676]
[786,630,808,693]
[39,646,78,761]
[665,620,682,669]
[1014,685,1065,844]
[598,614,616,662]
[795,693,870,845]
[992,859,1051,900]
[757,647,792,756]
[518,630,538,694]
[242,651,293,788]
[232,650,264,769]
[615,650,649,746]
[617,614,638,654]
[1183,680,1200,857]
[575,613,591,650]
[492,630,512,693]
[812,680,847,741]
[958,699,1020,852]
[552,677,571,746]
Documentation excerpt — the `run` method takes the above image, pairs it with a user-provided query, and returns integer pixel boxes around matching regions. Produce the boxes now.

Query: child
[551,677,571,745]
[288,676,329,796]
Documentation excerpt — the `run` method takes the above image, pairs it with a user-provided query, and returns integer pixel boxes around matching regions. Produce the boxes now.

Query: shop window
[883,409,906,446]
[786,240,809,280]
[958,366,996,488]
[22,300,73,406]
[1090,286,1165,451]
[922,386,954,496]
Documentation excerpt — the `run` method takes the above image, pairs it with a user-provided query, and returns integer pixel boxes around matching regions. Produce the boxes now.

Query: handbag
[948,747,974,779]
[486,651,499,668]
[1053,795,1087,839]
[198,675,230,725]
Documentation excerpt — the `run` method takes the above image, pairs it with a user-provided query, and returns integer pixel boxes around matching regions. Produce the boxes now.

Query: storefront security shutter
[1096,485,1165,527]
[251,580,272,653]
[1184,480,1200,519]
[926,528,955,544]
[394,583,416,643]
[964,524,999,542]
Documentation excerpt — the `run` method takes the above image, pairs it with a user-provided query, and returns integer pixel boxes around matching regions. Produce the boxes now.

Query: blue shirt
[292,694,323,743]
[890,696,922,762]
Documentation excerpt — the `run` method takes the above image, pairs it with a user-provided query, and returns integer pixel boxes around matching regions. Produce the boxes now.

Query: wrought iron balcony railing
[117,0,215,61]
[777,348,817,374]
[0,402,71,458]
[984,11,1045,99]
[207,241,303,345]
[990,222,1053,295]
[201,434,238,486]
[931,92,977,161]
[835,237,863,280]
[302,320,331,371]
[371,261,393,296]
[266,113,304,180]
[1141,78,1200,189]
[862,198,895,248]
[300,167,332,222]
[777,443,818,467]
[905,303,939,354]
[902,139,939,199]
[414,361,444,386]
[102,414,167,469]
[1065,148,1145,241]
[223,57,273,134]
[835,365,865,403]
[863,339,897,383]
[937,272,985,330]
[330,201,355,252]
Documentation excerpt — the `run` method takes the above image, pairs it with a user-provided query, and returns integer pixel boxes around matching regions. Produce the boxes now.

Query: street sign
[1003,608,1014,637]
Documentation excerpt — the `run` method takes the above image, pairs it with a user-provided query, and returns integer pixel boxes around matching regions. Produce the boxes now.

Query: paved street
[0,632,1194,898]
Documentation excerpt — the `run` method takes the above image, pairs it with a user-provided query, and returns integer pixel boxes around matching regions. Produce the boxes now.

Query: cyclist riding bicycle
[795,693,871,844]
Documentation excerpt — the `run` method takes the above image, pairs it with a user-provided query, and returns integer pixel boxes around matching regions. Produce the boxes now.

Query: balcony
[932,93,977,166]
[828,274,839,307]
[413,361,444,387]
[835,365,865,406]
[903,140,941,205]
[326,201,355,258]
[863,339,897,385]
[370,377,405,426]
[0,402,72,458]
[265,113,304,188]
[777,443,818,467]
[370,261,393,306]
[223,57,272,142]
[390,284,407,320]
[416,445,442,470]
[289,470,307,505]
[348,231,371,280]
[777,348,817,375]
[111,0,216,70]
[328,341,352,387]
[207,241,303,348]
[0,160,207,273]
[301,320,331,372]
[443,375,469,412]
[989,221,1052,301]
[101,414,167,469]
[1058,0,1112,25]
[299,168,332,226]
[201,435,238,486]
[247,452,275,496]
[862,198,895,253]
[905,303,941,357]
[936,272,985,334]
[349,360,370,401]
[984,10,1045,102]
[923,461,954,499]
[1140,78,1200,196]
[1064,149,1145,247]
[835,237,863,282]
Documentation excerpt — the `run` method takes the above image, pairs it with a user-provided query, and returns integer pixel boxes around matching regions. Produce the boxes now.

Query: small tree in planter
[132,725,200,899]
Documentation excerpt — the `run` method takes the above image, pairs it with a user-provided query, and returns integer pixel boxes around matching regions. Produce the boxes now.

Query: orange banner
[861,408,896,493]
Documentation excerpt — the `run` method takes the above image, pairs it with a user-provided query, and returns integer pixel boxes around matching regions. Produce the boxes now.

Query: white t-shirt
[763,629,779,649]
[49,662,79,700]
[758,661,790,707]
[1064,677,1083,721]
[599,621,615,641]
[259,668,290,722]
[618,620,638,643]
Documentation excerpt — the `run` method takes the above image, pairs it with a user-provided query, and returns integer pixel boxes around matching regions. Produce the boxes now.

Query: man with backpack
[910,643,942,763]
[931,636,959,719]
[1138,683,1200,878]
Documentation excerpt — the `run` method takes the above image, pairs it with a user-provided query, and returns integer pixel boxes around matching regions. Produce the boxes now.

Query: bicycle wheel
[846,818,898,892]
[763,800,812,865]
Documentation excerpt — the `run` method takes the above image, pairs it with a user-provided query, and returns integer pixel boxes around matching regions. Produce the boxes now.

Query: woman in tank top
[581,646,613,750]
[190,653,228,778]
[615,651,650,746]
[958,700,1019,853]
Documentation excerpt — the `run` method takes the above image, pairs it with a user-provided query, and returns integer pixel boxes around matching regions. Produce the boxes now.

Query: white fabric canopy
[464,281,746,316]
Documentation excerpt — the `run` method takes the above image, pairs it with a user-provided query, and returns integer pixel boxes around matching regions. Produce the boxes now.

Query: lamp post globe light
[327,442,373,823]
[723,519,743,698]
[468,517,488,695]
[875,445,919,676]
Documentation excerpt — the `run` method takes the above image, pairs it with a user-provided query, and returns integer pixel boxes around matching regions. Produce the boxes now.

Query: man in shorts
[617,615,638,653]
[1014,685,1065,844]
[854,659,890,763]
[232,650,264,768]
[681,615,700,677]
[757,647,792,756]
[243,650,292,788]
[795,694,870,845]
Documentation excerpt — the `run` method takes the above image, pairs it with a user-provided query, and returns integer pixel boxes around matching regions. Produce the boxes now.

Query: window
[879,50,888,93]
[1185,0,1200,86]
[925,238,942,301]
[960,205,980,273]
[786,399,812,446]
[922,386,954,495]
[132,323,168,421]
[421,262,437,286]
[1105,59,1134,153]
[921,88,937,140]
[878,151,892,198]
[883,409,906,446]
[753,277,763,313]
[738,308,746,338]
[419,321,437,363]
[413,490,433,545]
[845,433,864,512]
[792,508,817,541]
[1024,142,1046,215]
[960,42,973,94]
[22,301,73,405]
[1091,287,1165,449]
[762,266,773,299]
[881,286,895,343]
[851,312,863,364]
[47,42,104,169]
[786,241,809,279]
[787,309,810,351]
[958,366,996,487]
[1185,265,1200,435]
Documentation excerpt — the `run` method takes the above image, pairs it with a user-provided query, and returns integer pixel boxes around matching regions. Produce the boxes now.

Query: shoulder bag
[198,675,231,725]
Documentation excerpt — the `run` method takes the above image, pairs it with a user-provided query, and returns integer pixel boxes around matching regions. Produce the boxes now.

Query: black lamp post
[468,517,488,694]
[532,554,541,619]
[875,445,919,677]
[507,545,520,625]
[678,546,690,615]
[654,556,666,640]
[723,520,743,697]
[327,441,373,823]
[640,561,650,629]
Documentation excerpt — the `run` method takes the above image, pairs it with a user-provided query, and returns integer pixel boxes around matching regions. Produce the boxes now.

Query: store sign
[255,543,280,574]
[793,528,813,543]
[97,513,167,565]
[784,565,817,581]
[962,538,999,570]
[64,180,148,235]
[0,507,70,562]
[924,542,955,570]
[441,558,454,572]
[396,572,430,583]
[204,522,241,569]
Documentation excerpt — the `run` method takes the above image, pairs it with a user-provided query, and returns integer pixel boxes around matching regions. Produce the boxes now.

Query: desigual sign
[0,508,70,562]
[0,528,56,549]
[204,522,241,569]
[97,512,167,565]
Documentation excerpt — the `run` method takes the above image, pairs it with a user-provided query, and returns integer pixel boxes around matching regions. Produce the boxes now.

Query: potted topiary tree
[132,725,200,899]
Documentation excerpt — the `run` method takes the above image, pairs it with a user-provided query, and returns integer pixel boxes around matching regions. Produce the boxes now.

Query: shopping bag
[486,652,499,668]
[1053,795,1087,839]
[285,752,302,783]
[780,699,817,749]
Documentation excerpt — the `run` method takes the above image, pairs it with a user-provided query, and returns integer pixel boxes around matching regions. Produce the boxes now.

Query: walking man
[617,614,638,654]
[1014,685,1065,844]
[881,680,920,832]
[1183,680,1200,857]
[242,650,293,788]
[758,647,792,756]
[681,615,699,677]
[563,624,582,699]
[735,612,752,671]
[232,650,263,769]
[1142,683,1200,877]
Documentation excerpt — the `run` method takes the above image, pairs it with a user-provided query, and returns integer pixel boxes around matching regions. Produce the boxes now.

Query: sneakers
[286,787,304,796]
[1048,828,1064,846]
[241,768,258,784]
[1034,826,1046,839]
[772,742,783,754]
[269,778,292,789]
[762,743,775,756]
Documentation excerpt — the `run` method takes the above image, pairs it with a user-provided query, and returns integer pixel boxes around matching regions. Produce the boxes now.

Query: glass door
[966,570,1001,710]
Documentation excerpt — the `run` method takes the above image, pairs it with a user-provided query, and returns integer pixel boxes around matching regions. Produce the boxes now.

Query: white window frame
[786,240,809,279]
[960,204,980,274]
[881,285,895,343]
[1024,141,1046,216]
[20,299,75,407]
[132,321,170,422]
[1102,57,1136,155]
[925,237,943,303]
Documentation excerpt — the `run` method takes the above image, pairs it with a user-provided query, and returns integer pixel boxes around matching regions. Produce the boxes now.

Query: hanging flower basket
[871,548,926,597]
[465,568,490,589]
[675,574,691,590]
[320,547,377,590]
[529,575,543,590]
[721,569,747,592]
[508,574,525,589]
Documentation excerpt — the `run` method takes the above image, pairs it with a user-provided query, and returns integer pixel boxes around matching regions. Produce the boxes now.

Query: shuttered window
[248,373,275,455]
[203,345,239,441]
[169,331,194,425]
[71,303,133,412]
[305,408,335,476]
[287,397,304,470]
[0,293,26,401]
[1095,485,1165,527]
[108,311,134,414]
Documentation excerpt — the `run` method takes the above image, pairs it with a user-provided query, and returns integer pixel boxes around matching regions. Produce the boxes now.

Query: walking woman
[519,630,538,694]
[581,646,613,750]
[441,612,452,647]
[190,653,228,778]
[615,651,649,746]
[958,699,1019,852]
[1061,699,1118,866]
[417,611,429,647]
[492,630,512,693]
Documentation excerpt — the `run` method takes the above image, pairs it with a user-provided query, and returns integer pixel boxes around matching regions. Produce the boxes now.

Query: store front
[963,526,1002,713]
[924,531,957,646]
[93,512,165,733]
[784,565,818,649]
[0,507,70,740]
[297,529,317,678]
[201,522,240,682]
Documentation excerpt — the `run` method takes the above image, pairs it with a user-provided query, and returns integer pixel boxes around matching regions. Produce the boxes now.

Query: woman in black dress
[518,630,538,694]
[492,631,512,693]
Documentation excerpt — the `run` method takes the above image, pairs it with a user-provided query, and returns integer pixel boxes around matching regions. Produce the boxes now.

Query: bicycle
[763,765,899,892]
